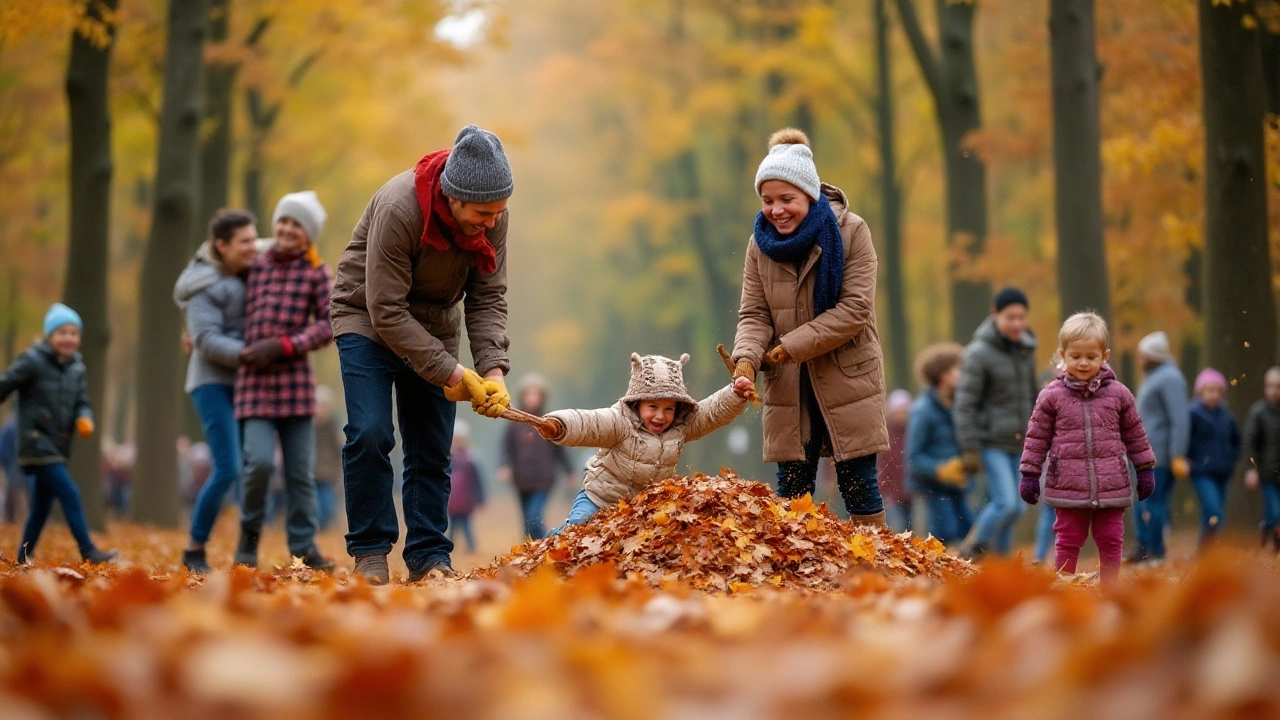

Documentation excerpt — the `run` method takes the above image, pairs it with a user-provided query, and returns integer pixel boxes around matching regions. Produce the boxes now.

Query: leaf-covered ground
[0,475,1278,719]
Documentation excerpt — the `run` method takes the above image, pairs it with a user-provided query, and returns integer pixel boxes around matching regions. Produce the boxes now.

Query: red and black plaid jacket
[235,248,333,420]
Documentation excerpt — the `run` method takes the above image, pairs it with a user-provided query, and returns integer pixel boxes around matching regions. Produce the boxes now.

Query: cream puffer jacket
[548,385,746,507]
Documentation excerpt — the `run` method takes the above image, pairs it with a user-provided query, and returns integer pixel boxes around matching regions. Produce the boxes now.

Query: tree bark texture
[876,0,911,389]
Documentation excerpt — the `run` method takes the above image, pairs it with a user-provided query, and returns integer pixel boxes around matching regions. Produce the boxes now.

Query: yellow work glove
[474,378,511,419]
[1171,456,1191,481]
[75,417,94,438]
[764,345,792,366]
[443,368,487,405]
[936,457,968,488]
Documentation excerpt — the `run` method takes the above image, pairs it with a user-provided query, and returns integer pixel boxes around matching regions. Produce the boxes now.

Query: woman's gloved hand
[764,345,792,367]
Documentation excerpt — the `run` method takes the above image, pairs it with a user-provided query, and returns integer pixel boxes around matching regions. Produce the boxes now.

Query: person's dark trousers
[1191,473,1231,546]
[338,333,456,573]
[241,416,319,556]
[316,481,337,530]
[924,487,973,544]
[189,383,242,544]
[1134,466,1175,559]
[775,368,884,516]
[448,513,476,552]
[20,463,96,556]
[518,490,550,540]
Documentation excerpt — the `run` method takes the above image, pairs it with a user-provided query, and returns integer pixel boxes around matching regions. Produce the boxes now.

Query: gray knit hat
[754,128,821,201]
[273,190,327,243]
[441,125,514,204]
[1138,331,1176,364]
[621,353,698,407]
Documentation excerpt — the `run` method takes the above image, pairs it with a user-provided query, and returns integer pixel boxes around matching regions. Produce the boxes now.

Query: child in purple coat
[1020,312,1156,582]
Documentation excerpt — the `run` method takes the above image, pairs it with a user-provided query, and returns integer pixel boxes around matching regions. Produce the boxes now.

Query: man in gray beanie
[330,125,515,584]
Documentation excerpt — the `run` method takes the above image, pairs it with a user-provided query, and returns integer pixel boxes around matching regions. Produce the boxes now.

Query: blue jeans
[316,481,337,530]
[188,384,242,544]
[338,333,456,572]
[972,449,1025,553]
[241,416,318,555]
[20,463,96,556]
[1033,504,1056,563]
[550,489,601,535]
[1134,467,1175,558]
[519,490,550,540]
[923,485,972,543]
[448,514,475,552]
[1262,483,1280,532]
[1191,473,1230,542]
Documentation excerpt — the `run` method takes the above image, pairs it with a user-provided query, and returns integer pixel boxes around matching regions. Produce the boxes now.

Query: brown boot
[850,511,887,528]
[353,554,390,586]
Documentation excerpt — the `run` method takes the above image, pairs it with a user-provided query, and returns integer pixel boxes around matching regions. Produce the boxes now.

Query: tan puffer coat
[732,183,888,463]
[548,385,746,507]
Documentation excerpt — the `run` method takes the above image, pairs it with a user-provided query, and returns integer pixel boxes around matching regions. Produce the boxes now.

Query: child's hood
[620,352,699,428]
[173,249,222,305]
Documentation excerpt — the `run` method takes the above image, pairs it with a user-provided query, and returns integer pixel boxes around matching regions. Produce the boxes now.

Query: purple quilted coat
[1020,365,1156,509]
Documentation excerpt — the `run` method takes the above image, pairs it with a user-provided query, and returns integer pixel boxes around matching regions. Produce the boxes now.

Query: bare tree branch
[893,0,942,102]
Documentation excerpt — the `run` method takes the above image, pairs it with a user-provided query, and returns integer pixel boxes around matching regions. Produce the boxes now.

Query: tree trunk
[897,0,990,340]
[133,0,209,528]
[63,0,119,532]
[1199,0,1276,419]
[198,0,234,238]
[1049,0,1110,324]
[875,0,911,389]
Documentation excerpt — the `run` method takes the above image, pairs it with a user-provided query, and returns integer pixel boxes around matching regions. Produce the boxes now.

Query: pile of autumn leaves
[473,472,973,591]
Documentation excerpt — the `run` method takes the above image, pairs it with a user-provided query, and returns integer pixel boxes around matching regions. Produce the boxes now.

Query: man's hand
[475,377,510,418]
[961,451,983,476]
[75,417,94,438]
[240,338,287,368]
[764,345,792,366]
[1171,456,1191,481]
[936,457,968,487]
[538,417,565,441]
[181,330,193,356]
[444,368,487,404]
[1247,468,1260,490]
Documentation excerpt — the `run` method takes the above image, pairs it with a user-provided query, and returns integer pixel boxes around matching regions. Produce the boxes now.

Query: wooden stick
[499,406,546,427]
[716,344,735,373]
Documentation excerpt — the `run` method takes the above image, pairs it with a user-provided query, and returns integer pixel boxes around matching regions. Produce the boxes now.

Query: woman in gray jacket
[173,210,259,572]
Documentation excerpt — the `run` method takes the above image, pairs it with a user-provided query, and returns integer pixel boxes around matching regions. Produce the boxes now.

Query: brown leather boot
[850,511,887,527]
[353,554,390,586]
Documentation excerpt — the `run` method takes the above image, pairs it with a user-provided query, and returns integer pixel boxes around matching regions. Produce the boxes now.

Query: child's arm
[905,404,948,482]
[1018,388,1058,479]
[545,406,630,449]
[1118,386,1157,468]
[186,291,244,369]
[0,352,37,405]
[683,385,748,443]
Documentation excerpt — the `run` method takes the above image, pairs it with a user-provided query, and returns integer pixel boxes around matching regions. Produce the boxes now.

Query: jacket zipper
[1083,396,1098,507]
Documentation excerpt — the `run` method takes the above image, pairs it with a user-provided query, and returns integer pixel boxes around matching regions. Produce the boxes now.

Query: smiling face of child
[1062,337,1109,383]
[49,324,81,359]
[637,399,678,435]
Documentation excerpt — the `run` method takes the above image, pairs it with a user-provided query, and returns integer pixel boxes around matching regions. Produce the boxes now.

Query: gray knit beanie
[441,125,514,204]
[273,191,327,243]
[754,128,821,201]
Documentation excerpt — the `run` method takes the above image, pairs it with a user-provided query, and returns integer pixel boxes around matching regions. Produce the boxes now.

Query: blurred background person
[498,374,574,540]
[907,343,972,545]
[879,390,914,533]
[313,385,345,531]
[447,420,485,554]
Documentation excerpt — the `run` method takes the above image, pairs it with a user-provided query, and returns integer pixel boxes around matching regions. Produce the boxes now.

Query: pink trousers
[1053,507,1126,583]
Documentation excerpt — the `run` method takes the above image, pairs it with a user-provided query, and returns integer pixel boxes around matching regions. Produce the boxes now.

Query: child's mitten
[1136,466,1156,501]
[1019,472,1040,505]
[75,417,94,438]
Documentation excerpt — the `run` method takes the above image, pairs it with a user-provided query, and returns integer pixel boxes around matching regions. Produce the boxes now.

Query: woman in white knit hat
[730,129,890,526]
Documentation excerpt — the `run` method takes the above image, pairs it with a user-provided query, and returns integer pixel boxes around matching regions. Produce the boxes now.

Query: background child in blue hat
[0,303,118,565]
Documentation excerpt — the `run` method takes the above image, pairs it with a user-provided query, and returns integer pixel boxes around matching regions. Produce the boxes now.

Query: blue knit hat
[44,303,82,338]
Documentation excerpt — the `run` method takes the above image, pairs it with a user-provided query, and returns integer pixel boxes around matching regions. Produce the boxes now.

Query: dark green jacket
[954,317,1039,454]
[0,342,92,467]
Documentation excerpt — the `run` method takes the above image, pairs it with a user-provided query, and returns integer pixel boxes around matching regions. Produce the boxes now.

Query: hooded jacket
[0,342,92,466]
[954,317,1040,454]
[547,354,747,507]
[174,241,248,393]
[1020,366,1156,509]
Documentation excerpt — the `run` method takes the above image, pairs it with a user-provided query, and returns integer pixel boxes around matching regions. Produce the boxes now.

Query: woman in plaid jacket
[234,191,335,570]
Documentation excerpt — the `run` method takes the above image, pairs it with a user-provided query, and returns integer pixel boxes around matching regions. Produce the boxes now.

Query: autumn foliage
[473,472,973,591]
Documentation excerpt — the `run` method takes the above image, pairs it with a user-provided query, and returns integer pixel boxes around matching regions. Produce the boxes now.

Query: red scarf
[413,149,498,275]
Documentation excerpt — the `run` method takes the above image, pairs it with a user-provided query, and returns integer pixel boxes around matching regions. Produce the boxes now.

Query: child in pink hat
[1188,367,1242,548]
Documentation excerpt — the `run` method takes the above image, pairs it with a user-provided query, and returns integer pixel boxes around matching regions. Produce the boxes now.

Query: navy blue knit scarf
[753,196,844,315]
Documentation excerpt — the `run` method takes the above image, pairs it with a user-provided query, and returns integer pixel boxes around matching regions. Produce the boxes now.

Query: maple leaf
[846,535,876,564]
